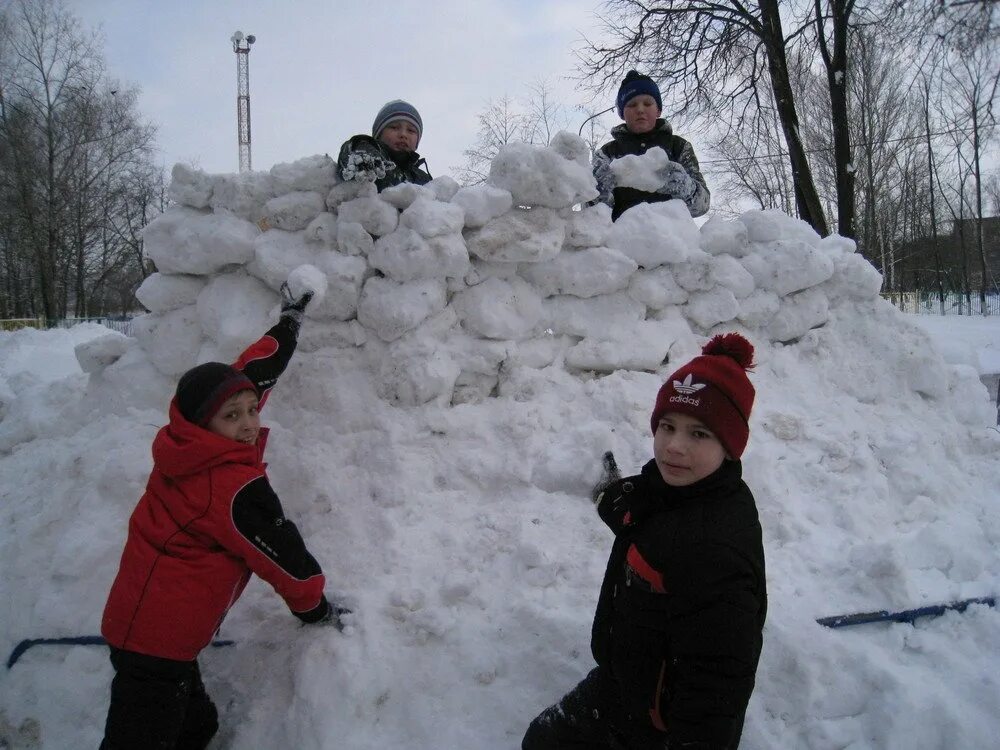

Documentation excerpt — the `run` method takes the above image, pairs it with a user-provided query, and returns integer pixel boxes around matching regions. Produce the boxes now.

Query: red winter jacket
[102,318,326,661]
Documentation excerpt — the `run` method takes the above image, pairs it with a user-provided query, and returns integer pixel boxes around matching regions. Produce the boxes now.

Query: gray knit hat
[372,100,423,145]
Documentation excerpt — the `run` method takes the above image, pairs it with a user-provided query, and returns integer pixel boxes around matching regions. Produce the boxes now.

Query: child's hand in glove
[657,160,695,199]
[279,282,313,329]
[342,147,394,183]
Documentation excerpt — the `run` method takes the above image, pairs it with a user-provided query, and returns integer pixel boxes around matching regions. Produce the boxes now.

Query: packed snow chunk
[247,229,316,291]
[400,197,465,238]
[817,233,857,257]
[357,276,447,342]
[565,203,612,247]
[297,319,367,352]
[262,191,326,232]
[683,287,740,330]
[737,289,781,328]
[740,208,821,246]
[488,140,598,209]
[375,338,460,406]
[449,337,508,404]
[309,252,367,321]
[903,345,951,399]
[209,171,275,222]
[143,207,258,276]
[609,145,671,191]
[269,154,338,195]
[700,215,750,257]
[286,264,328,308]
[135,307,204,377]
[740,241,835,296]
[565,320,676,373]
[325,178,376,211]
[606,201,699,268]
[370,227,470,281]
[823,251,883,302]
[767,287,830,342]
[337,194,399,237]
[519,246,637,298]
[545,292,645,338]
[945,363,997,426]
[74,333,132,374]
[466,207,566,263]
[427,175,460,202]
[673,250,717,292]
[168,163,213,209]
[336,220,374,256]
[380,182,435,210]
[196,272,275,356]
[627,266,689,309]
[451,184,513,228]
[712,254,756,299]
[135,273,207,313]
[303,212,338,246]
[549,131,592,168]
[453,277,544,340]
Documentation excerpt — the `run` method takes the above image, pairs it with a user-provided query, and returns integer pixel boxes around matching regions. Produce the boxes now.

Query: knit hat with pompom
[650,333,756,459]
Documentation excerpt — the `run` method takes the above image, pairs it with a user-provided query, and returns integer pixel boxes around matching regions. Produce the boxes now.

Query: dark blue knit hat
[616,71,662,117]
[372,100,423,145]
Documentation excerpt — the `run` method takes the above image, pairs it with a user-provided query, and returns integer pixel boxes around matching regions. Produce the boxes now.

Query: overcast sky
[63,0,625,179]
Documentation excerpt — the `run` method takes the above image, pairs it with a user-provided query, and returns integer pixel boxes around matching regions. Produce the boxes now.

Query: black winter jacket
[337,134,432,193]
[594,120,710,220]
[591,458,766,748]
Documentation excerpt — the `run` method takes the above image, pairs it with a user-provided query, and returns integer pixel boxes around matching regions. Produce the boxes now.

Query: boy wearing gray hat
[337,99,432,192]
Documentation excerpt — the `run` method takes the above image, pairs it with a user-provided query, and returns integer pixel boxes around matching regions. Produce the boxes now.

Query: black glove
[341,143,395,183]
[279,281,313,329]
[657,160,694,199]
[591,451,621,505]
[322,602,353,632]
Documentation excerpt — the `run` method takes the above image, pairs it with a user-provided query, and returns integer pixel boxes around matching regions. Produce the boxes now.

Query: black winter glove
[341,143,395,183]
[591,451,621,504]
[279,281,313,330]
[657,160,695,200]
[321,602,353,632]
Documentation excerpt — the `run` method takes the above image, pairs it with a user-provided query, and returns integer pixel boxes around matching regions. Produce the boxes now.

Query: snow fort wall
[136,137,884,406]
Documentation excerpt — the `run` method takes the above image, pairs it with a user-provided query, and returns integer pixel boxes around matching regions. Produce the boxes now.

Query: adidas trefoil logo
[673,374,706,395]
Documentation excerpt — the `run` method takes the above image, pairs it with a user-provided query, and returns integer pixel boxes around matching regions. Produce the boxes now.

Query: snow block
[269,154,338,195]
[453,277,544,340]
[135,273,207,313]
[168,163,214,209]
[262,191,326,232]
[337,195,399,237]
[143,207,258,276]
[357,277,448,342]
[400,197,465,238]
[627,266,689,310]
[196,272,275,357]
[606,201,699,268]
[466,207,566,264]
[451,184,513,229]
[518,246,637,299]
[488,137,598,209]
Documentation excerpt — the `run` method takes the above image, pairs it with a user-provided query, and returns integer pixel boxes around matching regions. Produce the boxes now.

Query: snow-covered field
[1,144,999,749]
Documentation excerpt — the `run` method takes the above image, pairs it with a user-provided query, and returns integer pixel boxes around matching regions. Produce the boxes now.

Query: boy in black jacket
[337,99,432,192]
[523,334,766,750]
[593,71,710,221]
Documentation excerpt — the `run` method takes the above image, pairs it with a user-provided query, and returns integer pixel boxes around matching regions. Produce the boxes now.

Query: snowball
[451,184,514,228]
[673,251,717,292]
[466,207,566,263]
[306,252,366,321]
[518,246,637,298]
[134,307,204,377]
[337,195,399,237]
[548,131,591,168]
[135,273,207,313]
[380,182,435,210]
[247,229,316,291]
[700,215,750,257]
[286,264,329,308]
[336,221,374,256]
[740,241,835,296]
[303,212,338,246]
[357,277,448,342]
[168,163,213,209]
[74,333,131,374]
[565,203,612,247]
[817,233,857,257]
[400,197,465,238]
[453,277,544,340]
[262,191,326,232]
[269,154,338,195]
[627,266,689,309]
[544,292,645,338]
[370,228,470,281]
[488,141,598,209]
[427,176,461,202]
[606,201,699,268]
[143,207,258,276]
[196,272,275,356]
[209,171,275,222]
[683,287,740,330]
[609,146,670,191]
[824,252,883,302]
[565,319,681,373]
[767,287,830,342]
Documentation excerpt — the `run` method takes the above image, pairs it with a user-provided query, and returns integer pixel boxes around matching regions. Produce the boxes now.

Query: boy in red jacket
[100,284,346,750]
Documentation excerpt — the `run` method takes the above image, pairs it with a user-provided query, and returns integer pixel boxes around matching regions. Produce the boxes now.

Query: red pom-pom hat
[650,333,756,459]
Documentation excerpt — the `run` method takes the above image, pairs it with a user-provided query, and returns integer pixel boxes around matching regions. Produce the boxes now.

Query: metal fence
[0,316,134,336]
[883,291,1000,316]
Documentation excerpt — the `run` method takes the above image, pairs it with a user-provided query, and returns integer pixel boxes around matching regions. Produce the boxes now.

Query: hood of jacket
[151,400,269,479]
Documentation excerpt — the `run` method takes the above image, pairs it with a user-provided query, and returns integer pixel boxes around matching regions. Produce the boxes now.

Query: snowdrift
[1,134,998,749]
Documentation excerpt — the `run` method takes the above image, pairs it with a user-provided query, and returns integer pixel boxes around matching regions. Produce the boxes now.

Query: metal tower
[230,31,255,173]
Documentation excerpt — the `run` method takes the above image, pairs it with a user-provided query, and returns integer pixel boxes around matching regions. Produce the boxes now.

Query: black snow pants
[522,666,668,750]
[100,647,218,750]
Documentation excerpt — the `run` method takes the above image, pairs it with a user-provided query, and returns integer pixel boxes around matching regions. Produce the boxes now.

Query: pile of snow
[0,138,998,749]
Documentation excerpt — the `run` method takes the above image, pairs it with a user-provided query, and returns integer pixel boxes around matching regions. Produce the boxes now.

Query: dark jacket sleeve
[231,316,299,411]
[215,474,326,618]
[675,139,710,217]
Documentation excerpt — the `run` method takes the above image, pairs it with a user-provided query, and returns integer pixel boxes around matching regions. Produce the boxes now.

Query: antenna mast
[230,31,255,172]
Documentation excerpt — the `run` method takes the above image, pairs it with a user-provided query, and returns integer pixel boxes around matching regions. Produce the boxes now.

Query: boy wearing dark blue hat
[594,71,710,221]
[337,99,432,192]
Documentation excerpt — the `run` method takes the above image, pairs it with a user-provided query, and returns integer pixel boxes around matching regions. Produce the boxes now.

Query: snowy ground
[0,306,998,749]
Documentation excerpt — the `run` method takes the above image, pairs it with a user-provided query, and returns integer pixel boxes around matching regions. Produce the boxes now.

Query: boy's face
[379,120,419,153]
[623,94,661,135]
[206,390,260,445]
[653,413,727,486]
